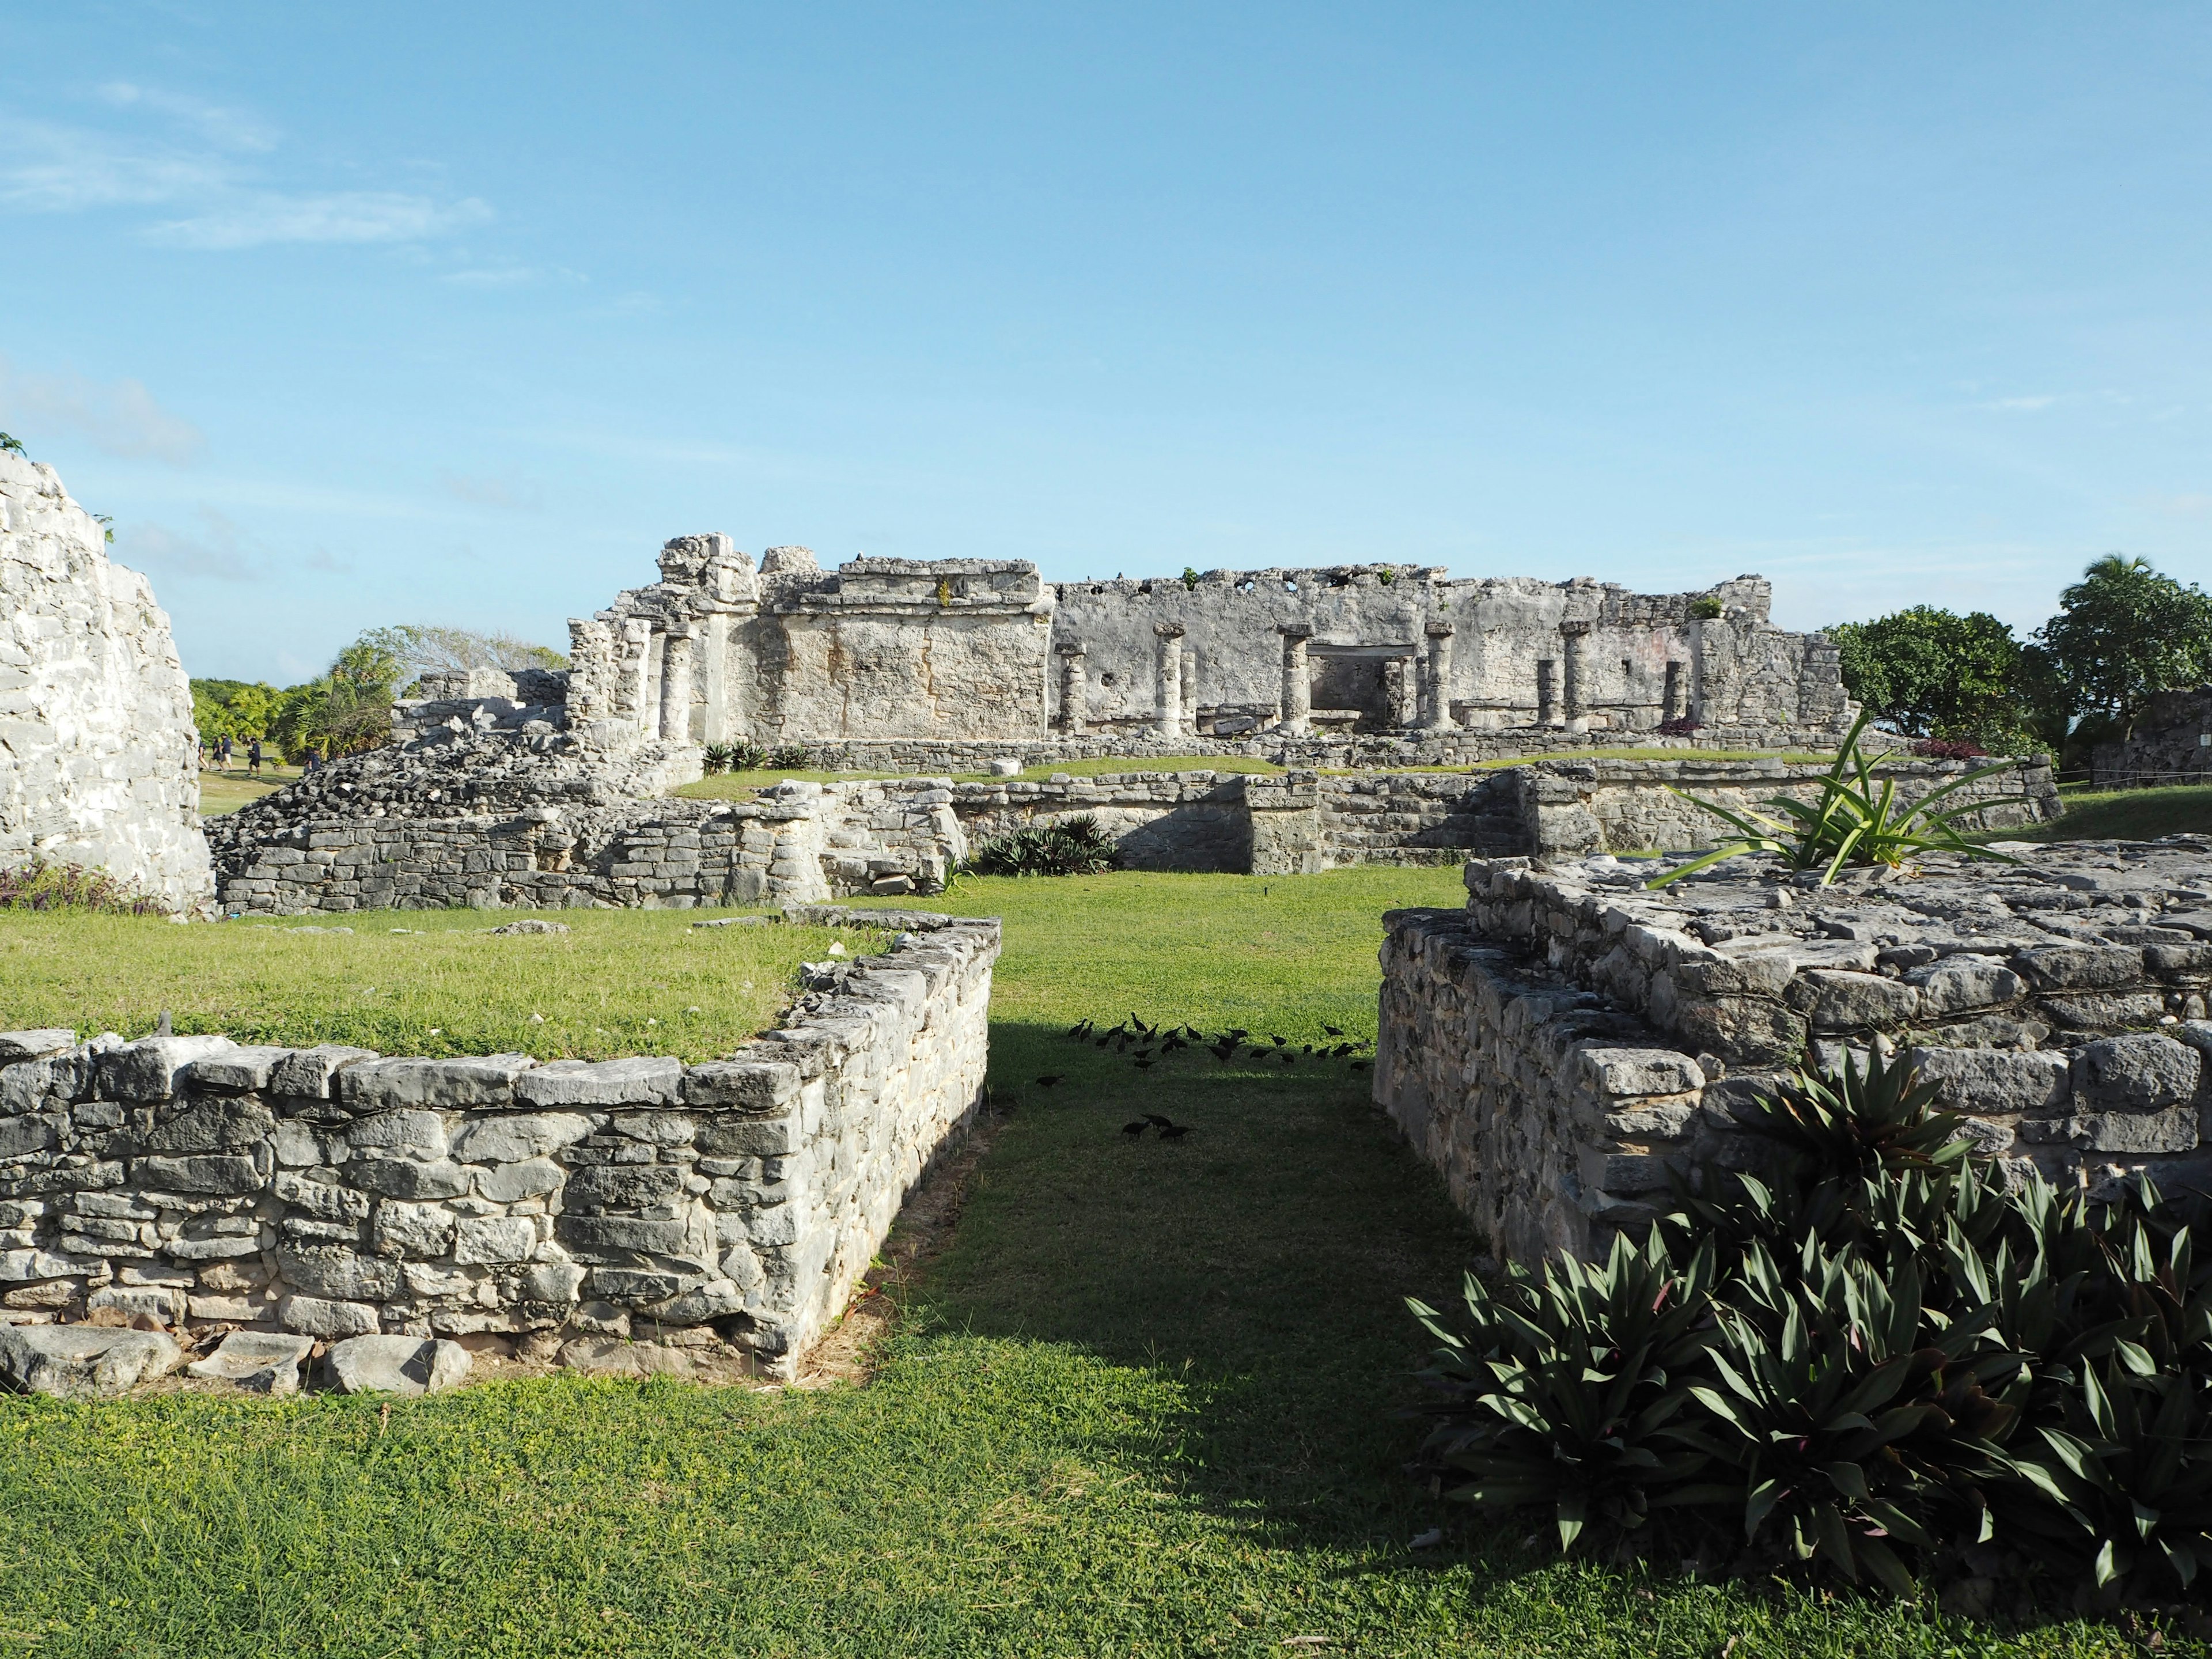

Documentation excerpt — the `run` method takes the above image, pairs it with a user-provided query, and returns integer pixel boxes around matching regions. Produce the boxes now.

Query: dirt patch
[797,1098,1007,1387]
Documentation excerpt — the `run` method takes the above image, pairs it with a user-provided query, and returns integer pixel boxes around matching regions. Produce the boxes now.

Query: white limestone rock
[187,1330,315,1394]
[326,1334,471,1396]
[0,452,211,909]
[0,1324,183,1399]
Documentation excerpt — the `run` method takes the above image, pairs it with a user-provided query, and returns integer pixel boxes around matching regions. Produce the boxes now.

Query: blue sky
[5,3,2210,683]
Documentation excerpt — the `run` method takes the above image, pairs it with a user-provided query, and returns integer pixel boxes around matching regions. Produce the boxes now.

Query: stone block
[134,1153,268,1195]
[338,1055,536,1110]
[563,1164,685,1211]
[269,1045,380,1098]
[2074,1108,2199,1155]
[1909,1047,2070,1115]
[0,1031,75,1062]
[326,1334,470,1396]
[370,1200,458,1259]
[452,1217,536,1264]
[555,1214,694,1257]
[1786,970,1919,1032]
[276,1241,403,1302]
[183,1046,296,1092]
[187,1330,315,1394]
[474,1157,565,1202]
[1574,1047,1705,1099]
[2072,1035,2203,1113]
[449,1112,593,1164]
[1905,957,2026,1016]
[0,1325,181,1399]
[351,1158,471,1200]
[142,1097,276,1154]
[100,1036,236,1101]
[516,1058,682,1108]
[347,1110,449,1158]
[680,1061,802,1111]
[276,1293,381,1338]
[2012,945,2144,990]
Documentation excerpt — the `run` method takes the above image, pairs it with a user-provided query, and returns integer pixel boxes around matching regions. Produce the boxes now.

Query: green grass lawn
[0,907,853,1062]
[0,872,2146,1656]
[1990,782,2212,843]
[196,767,293,815]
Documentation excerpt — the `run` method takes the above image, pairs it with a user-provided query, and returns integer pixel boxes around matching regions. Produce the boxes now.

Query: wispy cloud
[438,470,543,511]
[0,85,488,250]
[121,510,256,581]
[0,354,205,463]
[147,191,491,249]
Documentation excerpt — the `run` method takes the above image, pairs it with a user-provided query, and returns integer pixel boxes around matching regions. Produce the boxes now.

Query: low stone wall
[1513,754,2058,855]
[215,779,965,915]
[0,911,997,1380]
[1376,841,2212,1262]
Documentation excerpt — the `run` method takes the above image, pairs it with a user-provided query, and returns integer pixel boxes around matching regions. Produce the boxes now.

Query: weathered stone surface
[556,1336,697,1378]
[276,1293,381,1338]
[101,1035,235,1101]
[0,1324,181,1399]
[327,1334,470,1396]
[338,1056,536,1111]
[1911,1047,2071,1115]
[1786,969,1921,1032]
[516,1058,681,1108]
[268,1044,379,1099]
[185,1046,297,1092]
[1575,1047,1705,1098]
[1906,958,2025,1016]
[187,1330,315,1394]
[2072,1036,2203,1113]
[0,1031,77,1062]
[449,1112,593,1164]
[680,1062,802,1111]
[0,453,211,910]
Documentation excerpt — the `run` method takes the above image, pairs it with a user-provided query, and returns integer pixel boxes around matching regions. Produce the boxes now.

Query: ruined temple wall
[0,454,211,910]
[762,609,1051,741]
[2090,687,2212,790]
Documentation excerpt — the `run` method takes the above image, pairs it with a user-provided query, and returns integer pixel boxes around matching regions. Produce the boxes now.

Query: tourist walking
[247,738,263,777]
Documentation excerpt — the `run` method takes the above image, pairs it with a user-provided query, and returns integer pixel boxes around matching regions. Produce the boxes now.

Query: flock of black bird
[1032,1014,1377,1142]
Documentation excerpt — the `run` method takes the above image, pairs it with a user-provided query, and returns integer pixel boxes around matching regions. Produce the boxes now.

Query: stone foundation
[1376,840,2212,1262]
[0,911,997,1381]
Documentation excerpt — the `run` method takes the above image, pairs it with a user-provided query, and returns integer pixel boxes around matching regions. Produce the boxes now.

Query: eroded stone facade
[0,454,210,909]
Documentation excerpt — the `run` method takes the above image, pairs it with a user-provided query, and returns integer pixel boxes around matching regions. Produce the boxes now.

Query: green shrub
[1408,1051,2212,1607]
[767,744,809,770]
[1646,710,2024,888]
[963,815,1118,877]
[702,744,735,775]
[1690,596,1725,619]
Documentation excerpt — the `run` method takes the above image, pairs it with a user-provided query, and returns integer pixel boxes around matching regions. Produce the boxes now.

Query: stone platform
[1376,839,2212,1261]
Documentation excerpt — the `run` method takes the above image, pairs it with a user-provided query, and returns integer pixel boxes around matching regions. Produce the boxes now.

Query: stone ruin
[1377,838,2212,1263]
[0,454,210,910]
[2092,685,2212,789]
[544,538,1851,752]
[0,908,997,1389]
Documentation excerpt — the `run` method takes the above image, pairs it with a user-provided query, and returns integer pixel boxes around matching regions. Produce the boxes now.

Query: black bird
[1270,1034,1287,1047]
[1156,1122,1194,1141]
[1228,1028,1249,1040]
[1349,1060,1369,1071]
[1121,1120,1148,1137]
[1301,1044,1314,1055]
[1134,1058,1154,1070]
[1095,1035,1112,1048]
[1067,1020,1093,1040]
[1134,1048,1153,1060]
[1210,1040,1239,1062]
[1143,1115,1173,1128]
[1323,1024,1344,1037]
[1035,1074,1065,1088]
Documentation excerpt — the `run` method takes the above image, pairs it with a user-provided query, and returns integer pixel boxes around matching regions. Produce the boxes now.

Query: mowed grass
[196,768,290,815]
[1991,782,2212,844]
[0,871,2144,1656]
[0,908,854,1062]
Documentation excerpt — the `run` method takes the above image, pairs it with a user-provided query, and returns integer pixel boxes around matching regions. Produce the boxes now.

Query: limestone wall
[1377,843,2212,1262]
[0,454,210,909]
[213,779,965,916]
[0,911,997,1379]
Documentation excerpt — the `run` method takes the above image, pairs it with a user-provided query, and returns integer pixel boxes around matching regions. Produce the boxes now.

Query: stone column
[1421,623,1455,729]
[1560,623,1589,726]
[620,618,655,734]
[1154,623,1186,739]
[1056,643,1088,732]
[660,628,695,743]
[1663,660,1684,724]
[1277,626,1313,735]
[1536,661,1556,726]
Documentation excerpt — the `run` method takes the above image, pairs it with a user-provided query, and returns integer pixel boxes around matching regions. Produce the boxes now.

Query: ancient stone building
[0,453,211,910]
[559,539,1851,752]
[2090,686,2212,789]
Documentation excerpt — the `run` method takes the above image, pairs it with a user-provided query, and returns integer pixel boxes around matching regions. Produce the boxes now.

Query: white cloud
[0,86,489,251]
[0,355,206,464]
[96,82,276,153]
[146,191,491,249]
[121,511,256,582]
[439,471,543,511]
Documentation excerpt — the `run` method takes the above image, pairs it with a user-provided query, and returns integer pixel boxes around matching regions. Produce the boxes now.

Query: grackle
[1034,1075,1065,1088]
[1270,1034,1287,1047]
[1121,1120,1148,1136]
[1143,1115,1173,1127]
[1156,1122,1194,1141]
[1323,1024,1344,1037]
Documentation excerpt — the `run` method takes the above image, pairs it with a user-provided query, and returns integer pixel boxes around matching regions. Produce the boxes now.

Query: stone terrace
[1377,838,2212,1261]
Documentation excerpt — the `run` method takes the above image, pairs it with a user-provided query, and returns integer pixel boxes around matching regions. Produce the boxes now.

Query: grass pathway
[0,870,2143,1656]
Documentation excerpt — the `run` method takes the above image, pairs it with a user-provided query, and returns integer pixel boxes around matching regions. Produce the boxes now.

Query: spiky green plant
[1408,1230,1735,1550]
[1645,709,2025,887]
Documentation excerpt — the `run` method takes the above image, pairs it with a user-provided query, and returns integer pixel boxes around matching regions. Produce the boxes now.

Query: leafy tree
[189,679,286,745]
[0,433,24,456]
[2035,555,2212,740]
[270,637,407,763]
[1825,607,2027,749]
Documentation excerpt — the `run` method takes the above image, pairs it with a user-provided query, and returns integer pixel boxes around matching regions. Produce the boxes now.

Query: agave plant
[964,815,1119,878]
[1645,709,2024,888]
[1689,1245,2024,1592]
[1407,1230,1735,1550]
[701,743,735,775]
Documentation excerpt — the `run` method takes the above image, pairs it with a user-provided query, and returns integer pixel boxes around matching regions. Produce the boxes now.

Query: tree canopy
[1826,607,2024,747]
[2033,555,2212,736]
